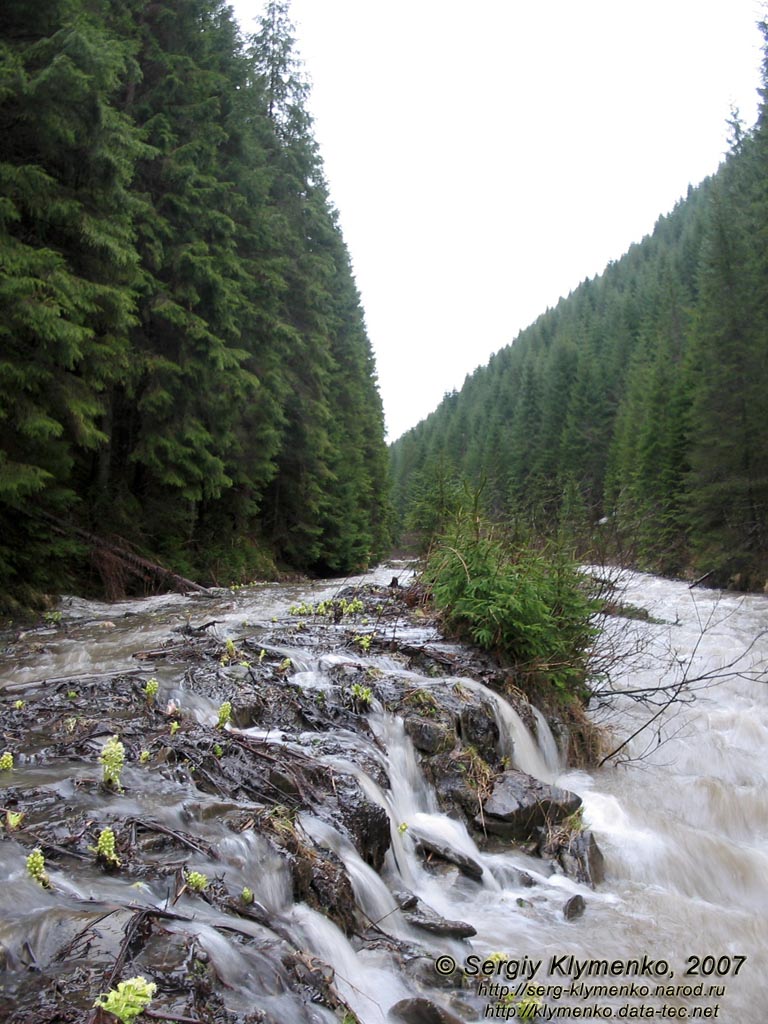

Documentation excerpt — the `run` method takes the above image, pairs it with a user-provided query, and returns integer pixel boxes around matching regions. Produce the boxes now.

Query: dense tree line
[0,0,389,607]
[392,24,768,587]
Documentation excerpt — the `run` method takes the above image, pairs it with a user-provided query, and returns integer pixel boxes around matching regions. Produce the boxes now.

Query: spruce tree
[0,0,143,597]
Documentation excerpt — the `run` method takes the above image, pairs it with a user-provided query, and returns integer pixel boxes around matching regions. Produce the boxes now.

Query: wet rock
[563,894,586,920]
[477,769,582,841]
[393,889,419,909]
[409,829,483,881]
[335,785,391,872]
[268,767,301,798]
[457,700,499,760]
[404,714,454,754]
[390,996,467,1024]
[302,732,390,789]
[424,751,487,824]
[288,844,362,936]
[555,830,605,888]
[401,899,476,939]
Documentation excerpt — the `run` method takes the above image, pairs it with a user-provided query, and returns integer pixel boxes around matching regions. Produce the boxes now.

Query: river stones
[289,843,363,936]
[393,888,420,909]
[400,896,477,938]
[555,829,606,888]
[563,893,586,919]
[409,828,484,880]
[476,768,582,840]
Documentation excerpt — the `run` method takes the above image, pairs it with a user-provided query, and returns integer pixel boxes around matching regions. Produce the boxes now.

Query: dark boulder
[458,701,499,760]
[404,715,454,754]
[563,894,586,920]
[335,785,391,872]
[555,829,605,888]
[476,769,582,841]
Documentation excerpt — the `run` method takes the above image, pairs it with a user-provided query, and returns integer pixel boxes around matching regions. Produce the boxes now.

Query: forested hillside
[392,26,768,589]
[0,0,390,608]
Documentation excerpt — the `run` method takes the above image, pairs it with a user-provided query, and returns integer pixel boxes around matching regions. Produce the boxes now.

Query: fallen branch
[37,510,210,596]
[688,570,715,589]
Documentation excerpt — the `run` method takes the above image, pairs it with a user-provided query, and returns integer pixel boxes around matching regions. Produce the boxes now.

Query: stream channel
[0,564,766,1023]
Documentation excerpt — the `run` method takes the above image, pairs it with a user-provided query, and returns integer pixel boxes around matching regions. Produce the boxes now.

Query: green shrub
[423,516,598,700]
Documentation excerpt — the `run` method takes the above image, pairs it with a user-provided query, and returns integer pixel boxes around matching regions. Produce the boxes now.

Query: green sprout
[216,701,232,729]
[185,870,208,893]
[92,826,121,868]
[99,735,125,791]
[349,682,373,710]
[67,690,77,700]
[397,822,409,834]
[353,633,373,652]
[139,750,150,764]
[213,743,223,758]
[241,886,254,904]
[6,810,24,830]
[143,678,159,702]
[0,751,14,771]
[93,976,157,1024]
[42,610,63,626]
[220,638,238,666]
[170,720,180,736]
[278,657,292,672]
[288,601,313,616]
[26,848,49,887]
[14,700,24,710]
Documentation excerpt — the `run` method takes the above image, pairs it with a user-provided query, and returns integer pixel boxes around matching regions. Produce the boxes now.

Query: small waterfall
[531,703,563,774]
[450,676,555,780]
[292,904,411,1024]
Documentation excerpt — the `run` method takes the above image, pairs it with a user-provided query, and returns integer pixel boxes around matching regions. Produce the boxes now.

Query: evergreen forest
[0,0,390,610]
[391,24,768,590]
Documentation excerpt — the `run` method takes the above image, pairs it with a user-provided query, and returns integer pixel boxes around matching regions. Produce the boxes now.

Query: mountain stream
[0,566,766,1023]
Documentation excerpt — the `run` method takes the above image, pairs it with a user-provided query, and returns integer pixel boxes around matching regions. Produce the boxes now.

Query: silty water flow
[0,566,765,1020]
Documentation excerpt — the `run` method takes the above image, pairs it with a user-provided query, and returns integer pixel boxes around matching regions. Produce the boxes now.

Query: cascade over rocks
[0,579,604,1023]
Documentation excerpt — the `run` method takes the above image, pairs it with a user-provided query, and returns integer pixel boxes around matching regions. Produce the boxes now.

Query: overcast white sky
[232,1,765,441]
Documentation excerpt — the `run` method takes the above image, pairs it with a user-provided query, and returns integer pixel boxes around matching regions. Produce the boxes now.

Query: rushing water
[0,566,766,1022]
